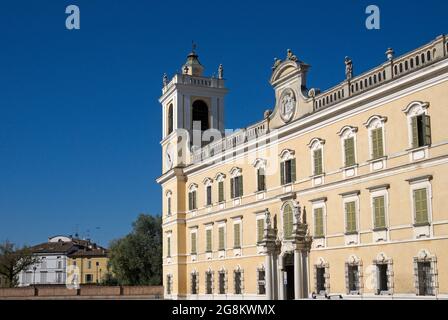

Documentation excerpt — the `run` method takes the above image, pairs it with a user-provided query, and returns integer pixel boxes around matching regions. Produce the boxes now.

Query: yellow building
[157,35,448,300]
[68,245,109,285]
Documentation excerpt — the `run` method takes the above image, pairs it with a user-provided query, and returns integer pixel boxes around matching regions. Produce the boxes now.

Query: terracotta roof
[68,247,108,258]
[29,241,78,254]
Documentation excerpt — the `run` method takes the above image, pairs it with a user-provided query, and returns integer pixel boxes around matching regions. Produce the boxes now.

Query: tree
[108,214,162,286]
[0,241,40,288]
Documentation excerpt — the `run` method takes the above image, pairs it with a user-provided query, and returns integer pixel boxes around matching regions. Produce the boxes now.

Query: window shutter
[167,237,171,257]
[280,162,285,185]
[188,192,193,211]
[284,206,293,238]
[345,202,357,233]
[414,189,429,224]
[206,229,212,252]
[373,196,386,228]
[291,159,296,182]
[257,219,264,243]
[344,138,355,167]
[423,115,432,146]
[234,223,241,248]
[230,178,235,199]
[314,149,323,175]
[377,129,384,158]
[191,233,197,254]
[218,227,225,251]
[258,169,266,191]
[218,181,224,202]
[207,186,212,206]
[238,176,244,197]
[314,208,324,237]
[372,128,384,159]
[411,116,419,148]
[193,191,197,209]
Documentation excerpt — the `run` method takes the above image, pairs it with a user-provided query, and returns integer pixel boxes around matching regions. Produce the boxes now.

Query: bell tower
[159,46,228,173]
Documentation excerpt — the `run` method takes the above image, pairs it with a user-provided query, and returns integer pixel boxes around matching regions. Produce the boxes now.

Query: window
[191,232,197,254]
[206,271,213,294]
[257,268,266,295]
[345,201,357,234]
[417,262,433,296]
[414,250,437,296]
[257,168,266,192]
[56,271,63,284]
[347,266,359,293]
[316,267,326,294]
[233,223,241,248]
[377,264,388,293]
[167,236,171,257]
[283,204,294,239]
[40,257,47,269]
[56,257,62,269]
[371,128,384,159]
[230,176,243,199]
[218,181,224,202]
[166,192,172,216]
[411,115,431,148]
[192,100,209,132]
[257,218,264,243]
[403,101,431,150]
[167,104,174,135]
[281,159,296,185]
[87,260,92,269]
[206,229,212,252]
[234,270,242,295]
[218,271,226,294]
[166,275,173,295]
[344,137,356,167]
[218,226,225,251]
[85,274,93,283]
[188,190,197,211]
[206,185,212,206]
[414,188,429,225]
[313,149,323,176]
[373,196,386,229]
[191,273,198,294]
[314,207,324,238]
[40,272,47,284]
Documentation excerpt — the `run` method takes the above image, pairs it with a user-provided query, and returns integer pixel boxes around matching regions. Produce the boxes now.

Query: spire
[182,42,204,76]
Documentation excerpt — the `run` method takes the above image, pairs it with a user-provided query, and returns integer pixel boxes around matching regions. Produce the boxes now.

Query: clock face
[279,88,296,123]
[165,144,174,169]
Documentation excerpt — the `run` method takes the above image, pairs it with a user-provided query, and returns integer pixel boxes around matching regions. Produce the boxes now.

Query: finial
[345,56,353,81]
[192,41,197,54]
[386,48,395,61]
[218,64,224,79]
[163,73,168,87]
[287,49,298,62]
[272,58,282,70]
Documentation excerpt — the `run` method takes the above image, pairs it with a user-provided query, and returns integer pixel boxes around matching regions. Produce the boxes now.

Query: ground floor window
[414,250,438,296]
[234,270,242,295]
[206,271,213,295]
[191,273,198,295]
[166,274,173,295]
[348,266,359,293]
[218,271,226,294]
[345,257,362,295]
[257,267,266,295]
[85,274,93,283]
[316,267,326,294]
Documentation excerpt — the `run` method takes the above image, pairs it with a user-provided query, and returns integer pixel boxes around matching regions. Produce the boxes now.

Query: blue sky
[0,0,446,247]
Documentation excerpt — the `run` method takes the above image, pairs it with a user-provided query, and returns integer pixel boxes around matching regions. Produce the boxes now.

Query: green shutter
[258,169,266,191]
[283,205,293,239]
[188,192,193,211]
[291,159,296,182]
[191,233,197,254]
[314,208,324,237]
[414,189,429,224]
[280,162,285,185]
[218,227,225,251]
[218,181,224,202]
[372,128,384,159]
[238,176,244,197]
[193,191,197,209]
[206,229,212,252]
[411,116,419,148]
[257,219,264,243]
[373,196,386,229]
[314,149,323,175]
[344,138,355,167]
[345,202,357,233]
[423,115,432,146]
[230,178,234,199]
[167,237,171,257]
[234,224,241,248]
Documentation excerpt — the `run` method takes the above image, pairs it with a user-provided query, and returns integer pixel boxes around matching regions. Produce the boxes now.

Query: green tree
[108,214,162,286]
[0,241,40,288]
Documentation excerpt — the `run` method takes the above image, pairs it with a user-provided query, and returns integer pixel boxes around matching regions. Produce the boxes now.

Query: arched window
[192,100,209,131]
[167,104,174,135]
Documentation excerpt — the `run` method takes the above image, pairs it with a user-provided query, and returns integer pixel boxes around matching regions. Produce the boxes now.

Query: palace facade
[157,35,448,300]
